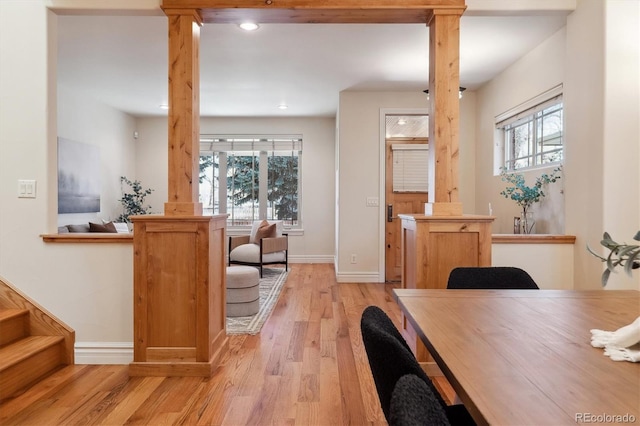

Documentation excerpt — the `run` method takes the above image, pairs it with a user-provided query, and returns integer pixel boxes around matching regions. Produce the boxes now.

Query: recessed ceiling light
[278,104,288,110]
[159,104,169,110]
[239,22,259,31]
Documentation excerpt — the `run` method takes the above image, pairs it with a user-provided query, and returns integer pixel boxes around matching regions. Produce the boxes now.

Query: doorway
[383,114,429,282]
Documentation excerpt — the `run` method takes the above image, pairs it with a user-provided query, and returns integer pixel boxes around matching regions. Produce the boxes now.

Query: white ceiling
[57,12,568,118]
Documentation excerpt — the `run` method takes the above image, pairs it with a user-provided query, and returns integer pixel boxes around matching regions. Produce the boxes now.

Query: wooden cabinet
[399,214,494,361]
[129,215,228,377]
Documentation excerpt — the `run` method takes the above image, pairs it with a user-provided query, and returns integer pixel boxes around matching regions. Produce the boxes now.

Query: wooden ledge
[492,234,576,244]
[41,233,133,244]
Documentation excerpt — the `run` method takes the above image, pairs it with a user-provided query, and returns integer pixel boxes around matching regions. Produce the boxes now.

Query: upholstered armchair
[228,220,288,277]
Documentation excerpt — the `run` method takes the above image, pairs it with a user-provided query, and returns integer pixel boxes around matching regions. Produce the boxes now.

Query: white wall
[600,0,640,290]
[475,27,566,235]
[0,3,137,363]
[492,243,574,289]
[57,85,137,226]
[564,0,607,289]
[476,0,639,290]
[336,91,477,282]
[134,116,336,262]
[565,0,639,290]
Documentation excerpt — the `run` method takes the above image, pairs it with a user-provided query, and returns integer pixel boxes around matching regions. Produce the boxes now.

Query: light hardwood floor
[0,264,449,425]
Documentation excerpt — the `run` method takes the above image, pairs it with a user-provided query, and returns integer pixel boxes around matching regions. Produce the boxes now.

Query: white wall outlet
[350,254,357,264]
[18,179,36,198]
[366,197,379,207]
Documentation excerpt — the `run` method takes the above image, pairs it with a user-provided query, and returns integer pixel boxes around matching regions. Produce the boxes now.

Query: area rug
[226,267,289,335]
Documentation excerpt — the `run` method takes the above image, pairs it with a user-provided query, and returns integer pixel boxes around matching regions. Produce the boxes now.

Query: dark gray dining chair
[389,374,451,426]
[360,306,475,425]
[447,266,539,290]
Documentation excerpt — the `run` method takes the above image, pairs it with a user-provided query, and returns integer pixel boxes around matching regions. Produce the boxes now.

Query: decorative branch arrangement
[588,231,640,286]
[116,176,154,223]
[499,166,562,233]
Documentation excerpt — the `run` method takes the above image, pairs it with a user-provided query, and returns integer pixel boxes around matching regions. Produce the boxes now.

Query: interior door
[385,139,429,282]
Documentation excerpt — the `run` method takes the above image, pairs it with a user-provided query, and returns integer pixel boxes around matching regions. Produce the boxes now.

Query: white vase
[521,211,535,234]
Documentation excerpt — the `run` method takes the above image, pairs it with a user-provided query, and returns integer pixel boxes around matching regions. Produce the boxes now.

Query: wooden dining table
[393,289,640,426]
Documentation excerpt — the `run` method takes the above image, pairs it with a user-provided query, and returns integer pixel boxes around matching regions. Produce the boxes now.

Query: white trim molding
[289,255,334,264]
[336,271,382,283]
[379,108,429,284]
[75,341,133,365]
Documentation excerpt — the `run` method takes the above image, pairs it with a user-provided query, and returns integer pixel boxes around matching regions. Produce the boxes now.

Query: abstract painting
[58,137,100,213]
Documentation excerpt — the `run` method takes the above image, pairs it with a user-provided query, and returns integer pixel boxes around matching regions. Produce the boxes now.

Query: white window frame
[199,135,303,231]
[496,84,564,172]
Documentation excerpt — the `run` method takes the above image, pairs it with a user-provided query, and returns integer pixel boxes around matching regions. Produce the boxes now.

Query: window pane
[511,120,533,170]
[541,149,563,164]
[228,154,259,226]
[513,123,528,159]
[501,96,563,171]
[514,158,531,169]
[199,154,217,216]
[268,153,298,226]
[199,135,302,228]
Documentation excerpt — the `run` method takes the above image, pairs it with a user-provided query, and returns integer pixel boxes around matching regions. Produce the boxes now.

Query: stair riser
[0,313,29,347]
[0,342,63,400]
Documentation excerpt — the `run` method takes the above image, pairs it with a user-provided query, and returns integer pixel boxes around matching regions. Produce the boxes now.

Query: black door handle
[387,204,393,222]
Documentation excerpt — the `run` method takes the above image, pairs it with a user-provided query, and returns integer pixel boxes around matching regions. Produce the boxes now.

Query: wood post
[425,9,464,216]
[130,8,228,377]
[165,9,203,216]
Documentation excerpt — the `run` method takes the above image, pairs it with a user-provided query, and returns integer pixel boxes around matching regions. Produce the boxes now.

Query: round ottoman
[226,266,260,317]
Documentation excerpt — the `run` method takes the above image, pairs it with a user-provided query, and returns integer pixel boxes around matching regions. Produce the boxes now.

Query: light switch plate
[366,197,379,207]
[18,179,36,198]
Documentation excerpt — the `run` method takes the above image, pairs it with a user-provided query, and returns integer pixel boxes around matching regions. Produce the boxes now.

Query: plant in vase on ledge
[499,166,562,234]
[588,231,640,286]
[115,176,154,224]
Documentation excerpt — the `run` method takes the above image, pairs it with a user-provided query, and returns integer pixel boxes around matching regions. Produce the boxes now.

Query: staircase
[0,276,74,401]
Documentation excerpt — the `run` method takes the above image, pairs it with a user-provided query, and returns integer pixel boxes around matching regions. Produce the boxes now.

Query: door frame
[378,107,429,282]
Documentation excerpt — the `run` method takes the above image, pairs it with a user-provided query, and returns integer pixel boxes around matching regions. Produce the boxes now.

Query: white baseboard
[75,342,133,364]
[226,255,334,264]
[288,255,334,264]
[335,271,382,283]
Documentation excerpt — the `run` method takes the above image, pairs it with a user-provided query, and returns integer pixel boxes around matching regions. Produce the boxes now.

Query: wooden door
[385,139,429,282]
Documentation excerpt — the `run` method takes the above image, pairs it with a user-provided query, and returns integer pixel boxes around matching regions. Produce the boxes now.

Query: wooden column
[165,9,203,216]
[399,8,496,364]
[426,9,464,217]
[130,8,228,377]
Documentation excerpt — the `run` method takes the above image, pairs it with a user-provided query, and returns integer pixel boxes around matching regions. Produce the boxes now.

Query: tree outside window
[199,136,301,228]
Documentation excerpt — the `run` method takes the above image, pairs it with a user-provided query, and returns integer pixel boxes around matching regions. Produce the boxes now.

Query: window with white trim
[496,86,564,171]
[199,135,302,229]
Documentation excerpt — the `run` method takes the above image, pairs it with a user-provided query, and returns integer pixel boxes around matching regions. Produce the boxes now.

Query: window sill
[227,228,304,237]
[492,234,575,244]
[41,233,133,243]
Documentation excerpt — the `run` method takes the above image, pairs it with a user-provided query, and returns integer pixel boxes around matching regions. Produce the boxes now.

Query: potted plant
[115,176,154,224]
[588,231,640,286]
[499,166,562,234]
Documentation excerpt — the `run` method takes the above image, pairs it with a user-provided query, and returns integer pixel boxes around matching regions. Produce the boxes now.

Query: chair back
[360,306,446,421]
[389,374,451,426]
[249,220,284,242]
[447,267,539,289]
